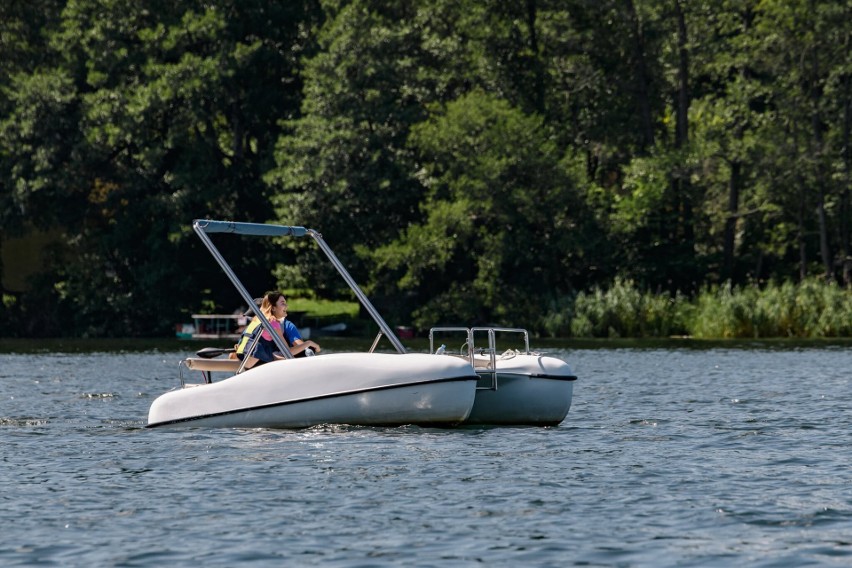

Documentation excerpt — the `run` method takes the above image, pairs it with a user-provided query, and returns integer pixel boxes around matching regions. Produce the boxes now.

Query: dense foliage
[1,0,850,337]
[563,277,852,339]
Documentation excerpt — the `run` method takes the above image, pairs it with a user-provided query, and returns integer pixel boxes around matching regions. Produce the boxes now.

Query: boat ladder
[429,327,530,390]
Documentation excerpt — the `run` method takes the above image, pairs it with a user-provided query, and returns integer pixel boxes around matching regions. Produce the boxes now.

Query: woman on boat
[236,292,321,368]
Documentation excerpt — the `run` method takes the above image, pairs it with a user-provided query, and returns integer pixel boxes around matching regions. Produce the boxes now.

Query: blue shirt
[282,319,302,346]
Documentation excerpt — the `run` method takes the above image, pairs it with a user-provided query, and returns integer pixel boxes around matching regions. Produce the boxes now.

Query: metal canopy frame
[192,219,406,357]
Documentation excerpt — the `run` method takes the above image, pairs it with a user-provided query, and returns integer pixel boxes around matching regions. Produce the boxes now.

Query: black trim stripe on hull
[146,374,476,428]
[481,372,578,382]
[529,374,578,381]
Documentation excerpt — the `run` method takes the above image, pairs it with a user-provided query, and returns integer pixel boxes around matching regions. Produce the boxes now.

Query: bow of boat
[147,352,478,429]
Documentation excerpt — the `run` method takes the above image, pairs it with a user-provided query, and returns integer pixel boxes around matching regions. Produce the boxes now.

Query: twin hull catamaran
[146,220,577,429]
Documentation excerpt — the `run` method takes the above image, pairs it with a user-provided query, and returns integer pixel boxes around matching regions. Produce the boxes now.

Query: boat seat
[184,357,242,373]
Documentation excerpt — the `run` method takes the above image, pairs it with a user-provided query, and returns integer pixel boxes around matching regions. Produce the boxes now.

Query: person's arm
[283,320,321,354]
[289,338,321,355]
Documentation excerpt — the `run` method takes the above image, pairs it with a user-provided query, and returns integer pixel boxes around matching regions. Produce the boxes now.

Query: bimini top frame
[192,219,406,358]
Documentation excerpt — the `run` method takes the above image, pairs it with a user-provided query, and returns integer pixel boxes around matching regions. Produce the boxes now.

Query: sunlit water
[1,344,851,566]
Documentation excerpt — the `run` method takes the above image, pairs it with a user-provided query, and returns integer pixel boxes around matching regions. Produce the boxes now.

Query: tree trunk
[525,0,545,114]
[723,9,753,285]
[624,0,655,150]
[723,161,741,281]
[798,189,807,281]
[816,187,832,280]
[754,248,764,282]
[842,62,851,285]
[674,0,689,147]
[673,0,694,277]
[232,107,244,161]
[809,47,832,280]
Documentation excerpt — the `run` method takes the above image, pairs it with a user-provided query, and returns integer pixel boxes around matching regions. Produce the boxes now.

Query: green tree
[269,0,625,304]
[750,0,852,282]
[267,0,431,299]
[574,0,708,292]
[0,0,68,234]
[368,92,594,329]
[2,0,320,336]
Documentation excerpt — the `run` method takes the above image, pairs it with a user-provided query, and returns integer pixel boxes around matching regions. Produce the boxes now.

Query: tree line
[1,0,850,337]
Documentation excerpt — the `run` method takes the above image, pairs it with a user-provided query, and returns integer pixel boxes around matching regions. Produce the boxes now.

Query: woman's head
[260,292,288,319]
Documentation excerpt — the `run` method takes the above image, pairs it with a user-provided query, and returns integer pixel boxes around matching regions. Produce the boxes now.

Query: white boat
[148,352,477,428]
[147,219,479,429]
[147,219,576,429]
[429,327,577,426]
[175,313,245,340]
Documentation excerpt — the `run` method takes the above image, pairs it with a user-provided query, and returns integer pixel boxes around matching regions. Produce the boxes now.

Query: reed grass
[565,278,690,338]
[688,279,852,338]
[555,278,852,339]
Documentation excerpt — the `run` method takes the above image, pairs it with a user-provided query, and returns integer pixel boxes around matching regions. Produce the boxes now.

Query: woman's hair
[260,291,286,319]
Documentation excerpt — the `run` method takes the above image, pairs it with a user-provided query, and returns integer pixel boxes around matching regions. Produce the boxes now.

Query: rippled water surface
[1,343,851,566]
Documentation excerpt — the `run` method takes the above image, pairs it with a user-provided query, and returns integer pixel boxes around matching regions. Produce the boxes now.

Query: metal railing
[428,327,530,390]
[192,219,407,368]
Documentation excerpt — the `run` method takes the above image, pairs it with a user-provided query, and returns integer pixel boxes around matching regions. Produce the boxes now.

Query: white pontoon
[147,220,478,429]
[429,327,576,426]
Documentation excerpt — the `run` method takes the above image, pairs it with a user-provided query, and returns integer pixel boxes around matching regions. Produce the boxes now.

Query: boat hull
[463,354,577,426]
[147,353,478,429]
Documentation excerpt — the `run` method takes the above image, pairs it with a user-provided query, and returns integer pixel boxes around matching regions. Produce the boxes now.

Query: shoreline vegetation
[549,277,852,339]
[2,278,850,347]
[2,336,852,356]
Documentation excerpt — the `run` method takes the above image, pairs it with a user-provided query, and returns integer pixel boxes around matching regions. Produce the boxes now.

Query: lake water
[1,341,851,566]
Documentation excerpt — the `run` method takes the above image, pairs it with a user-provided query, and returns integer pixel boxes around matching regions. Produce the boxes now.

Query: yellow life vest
[236,318,263,355]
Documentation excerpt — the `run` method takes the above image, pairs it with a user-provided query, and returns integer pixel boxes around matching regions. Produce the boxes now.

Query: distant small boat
[314,322,346,337]
[175,314,246,340]
[176,314,310,341]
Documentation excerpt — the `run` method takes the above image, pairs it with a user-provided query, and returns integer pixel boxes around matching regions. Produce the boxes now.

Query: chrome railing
[192,219,407,364]
[428,327,530,390]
